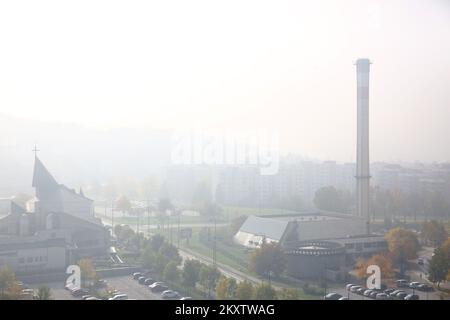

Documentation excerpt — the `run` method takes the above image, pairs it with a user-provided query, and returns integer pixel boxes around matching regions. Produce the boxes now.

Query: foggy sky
[0,0,449,163]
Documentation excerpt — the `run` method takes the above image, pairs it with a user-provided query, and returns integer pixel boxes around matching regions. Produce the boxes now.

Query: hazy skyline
[1,0,450,163]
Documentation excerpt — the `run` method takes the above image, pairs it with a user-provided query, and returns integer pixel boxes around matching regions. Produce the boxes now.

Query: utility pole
[147,199,150,238]
[213,211,217,267]
[111,200,115,234]
[177,210,181,249]
[136,209,140,235]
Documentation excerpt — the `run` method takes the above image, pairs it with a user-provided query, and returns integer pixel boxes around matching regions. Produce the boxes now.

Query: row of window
[18,256,48,264]
[345,241,387,250]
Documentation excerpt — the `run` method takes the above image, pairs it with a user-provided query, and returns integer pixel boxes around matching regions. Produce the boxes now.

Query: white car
[161,290,179,299]
[109,293,128,300]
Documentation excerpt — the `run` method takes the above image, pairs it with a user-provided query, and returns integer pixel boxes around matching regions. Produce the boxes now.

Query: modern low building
[233,211,367,248]
[233,212,387,279]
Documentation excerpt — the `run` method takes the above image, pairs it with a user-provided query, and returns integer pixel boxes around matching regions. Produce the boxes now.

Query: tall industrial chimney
[355,58,371,234]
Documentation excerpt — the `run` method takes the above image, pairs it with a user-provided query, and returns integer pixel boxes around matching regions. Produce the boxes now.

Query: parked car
[138,276,147,284]
[389,290,406,298]
[384,288,395,295]
[363,290,374,297]
[417,284,434,292]
[409,282,421,289]
[109,293,128,300]
[324,293,342,300]
[132,272,142,280]
[338,297,349,300]
[144,278,155,286]
[81,295,92,300]
[375,293,392,300]
[95,279,108,288]
[71,288,89,297]
[404,294,419,300]
[369,291,379,299]
[346,284,356,291]
[149,282,168,293]
[395,292,409,300]
[86,297,101,300]
[356,287,366,295]
[350,285,362,293]
[180,297,193,300]
[161,290,180,299]
[396,279,409,288]
[418,258,424,265]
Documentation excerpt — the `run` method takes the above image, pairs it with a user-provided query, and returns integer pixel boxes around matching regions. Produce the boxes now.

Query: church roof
[32,156,59,190]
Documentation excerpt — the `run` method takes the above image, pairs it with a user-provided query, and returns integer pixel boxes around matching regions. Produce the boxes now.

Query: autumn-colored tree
[235,281,254,300]
[78,259,96,287]
[0,266,16,296]
[249,243,286,278]
[355,254,395,283]
[385,228,420,275]
[278,288,300,300]
[215,276,230,299]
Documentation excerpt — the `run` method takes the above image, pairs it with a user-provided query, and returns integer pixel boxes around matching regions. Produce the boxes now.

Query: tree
[385,228,420,275]
[182,259,202,288]
[227,278,237,299]
[141,247,157,269]
[235,281,254,299]
[278,288,300,300]
[36,285,52,300]
[163,261,179,283]
[422,220,448,247]
[78,259,96,287]
[0,267,15,296]
[355,254,395,283]
[254,283,277,300]
[249,243,286,278]
[215,276,230,299]
[116,195,132,215]
[428,247,449,288]
[149,234,165,252]
[157,198,173,229]
[199,265,220,298]
[114,224,135,243]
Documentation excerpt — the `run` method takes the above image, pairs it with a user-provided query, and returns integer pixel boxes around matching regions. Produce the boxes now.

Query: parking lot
[28,275,170,300]
[331,283,439,300]
[106,275,163,300]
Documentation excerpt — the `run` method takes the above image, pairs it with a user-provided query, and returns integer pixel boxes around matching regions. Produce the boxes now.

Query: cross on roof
[32,144,40,157]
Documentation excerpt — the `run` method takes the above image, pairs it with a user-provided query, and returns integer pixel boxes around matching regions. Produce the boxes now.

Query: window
[19,258,25,264]
[27,257,33,263]
[345,243,354,249]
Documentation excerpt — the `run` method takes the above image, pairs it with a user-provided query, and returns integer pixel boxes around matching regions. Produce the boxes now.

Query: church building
[0,156,110,275]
